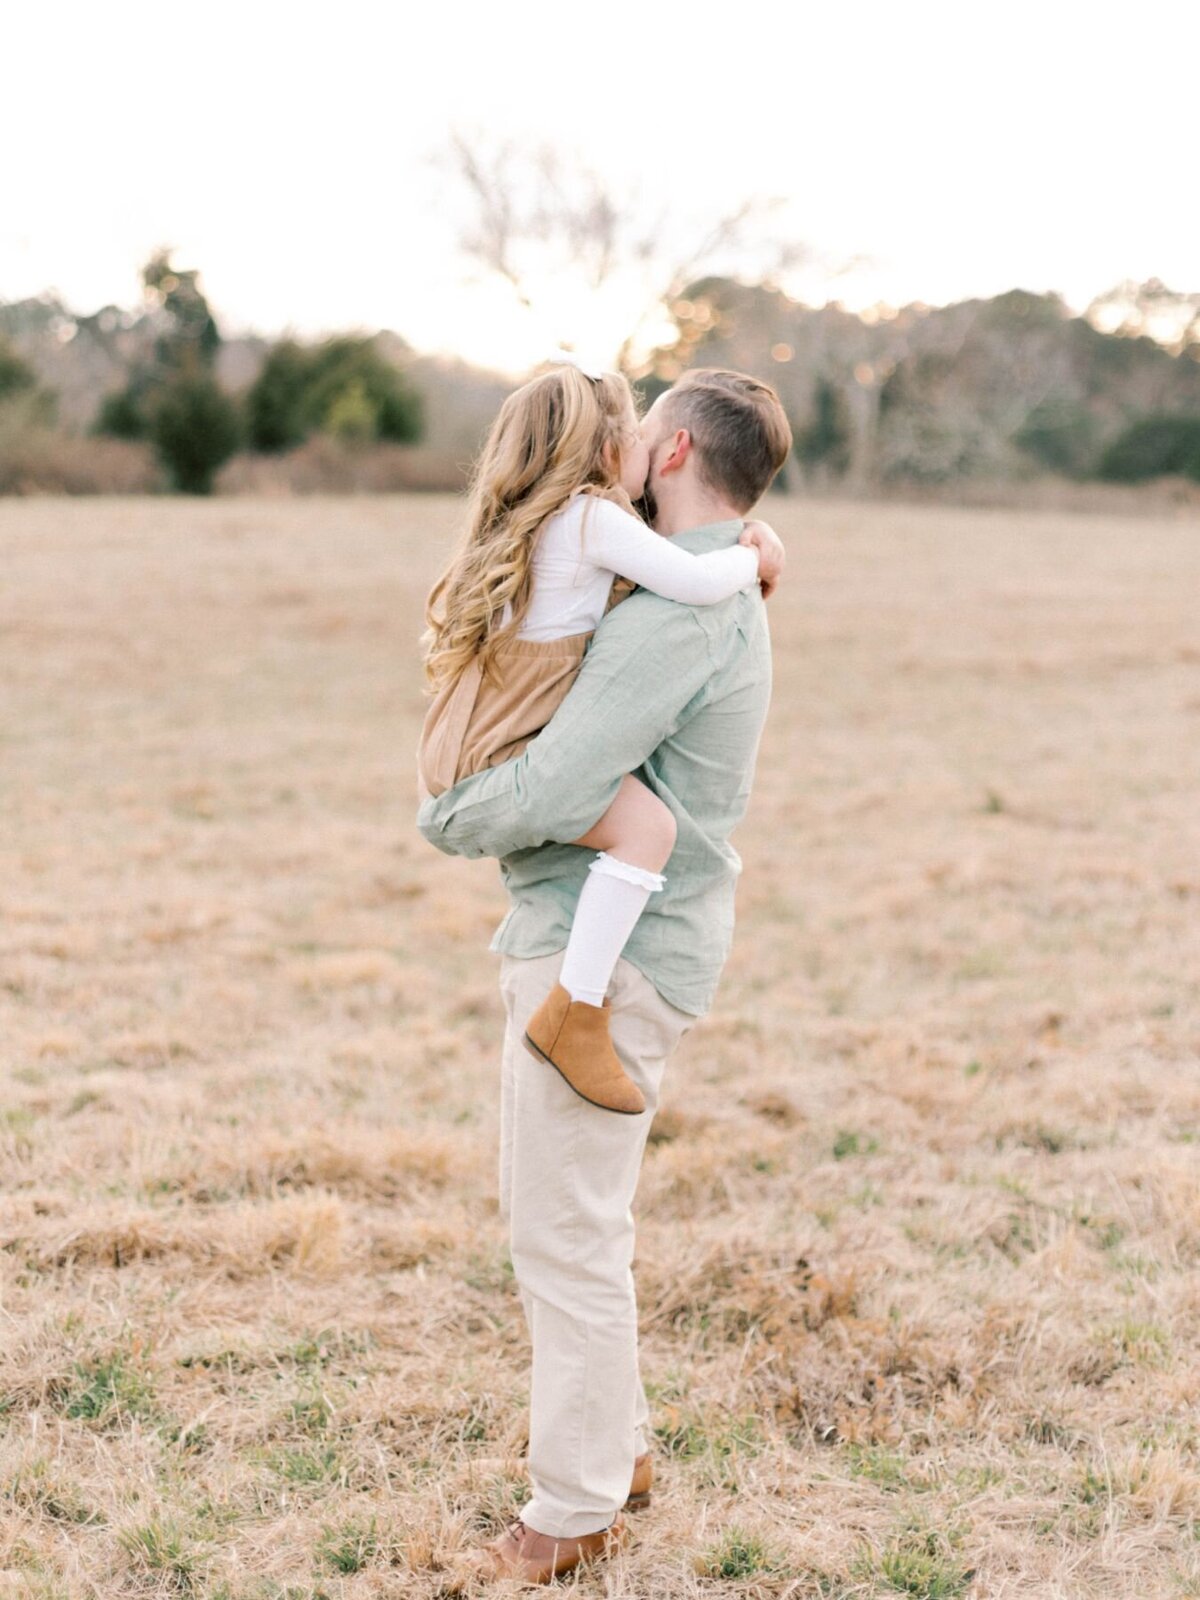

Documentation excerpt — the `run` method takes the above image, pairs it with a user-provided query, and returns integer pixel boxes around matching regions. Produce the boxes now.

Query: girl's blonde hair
[421,365,640,692]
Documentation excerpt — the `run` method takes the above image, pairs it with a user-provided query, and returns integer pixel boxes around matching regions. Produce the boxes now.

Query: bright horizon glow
[4,0,1196,376]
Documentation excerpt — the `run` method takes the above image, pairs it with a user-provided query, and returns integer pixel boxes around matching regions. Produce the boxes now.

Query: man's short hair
[659,368,793,511]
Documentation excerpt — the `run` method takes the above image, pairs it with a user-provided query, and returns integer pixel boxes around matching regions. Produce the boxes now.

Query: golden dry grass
[1,493,1198,1599]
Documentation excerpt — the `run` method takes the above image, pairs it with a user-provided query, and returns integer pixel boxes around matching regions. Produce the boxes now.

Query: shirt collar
[666,519,746,557]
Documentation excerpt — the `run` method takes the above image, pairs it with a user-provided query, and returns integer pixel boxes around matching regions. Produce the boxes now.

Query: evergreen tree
[0,338,38,402]
[796,378,851,477]
[94,250,242,493]
[94,386,148,440]
[245,334,423,453]
[1098,415,1200,482]
[150,374,242,494]
[244,339,311,452]
[0,335,57,428]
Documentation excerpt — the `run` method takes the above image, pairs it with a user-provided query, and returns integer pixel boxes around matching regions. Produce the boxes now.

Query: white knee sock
[558,852,666,1007]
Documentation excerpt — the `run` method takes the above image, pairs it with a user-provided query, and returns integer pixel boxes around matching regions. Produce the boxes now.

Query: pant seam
[564,1084,586,1507]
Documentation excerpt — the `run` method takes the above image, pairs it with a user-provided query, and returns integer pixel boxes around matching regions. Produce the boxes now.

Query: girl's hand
[739,519,786,600]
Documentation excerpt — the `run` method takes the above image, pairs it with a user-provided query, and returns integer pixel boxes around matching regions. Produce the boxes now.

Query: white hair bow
[545,351,606,381]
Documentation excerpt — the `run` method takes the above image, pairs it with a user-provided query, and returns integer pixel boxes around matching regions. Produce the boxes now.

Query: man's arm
[416,597,719,860]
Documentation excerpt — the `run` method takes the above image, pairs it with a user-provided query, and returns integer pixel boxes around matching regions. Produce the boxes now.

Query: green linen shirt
[415,519,773,1016]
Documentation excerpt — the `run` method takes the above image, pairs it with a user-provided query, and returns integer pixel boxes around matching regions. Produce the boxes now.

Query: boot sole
[625,1490,651,1511]
[522,1032,645,1115]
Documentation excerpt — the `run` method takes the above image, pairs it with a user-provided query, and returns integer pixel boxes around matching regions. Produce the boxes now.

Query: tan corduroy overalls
[416,579,634,801]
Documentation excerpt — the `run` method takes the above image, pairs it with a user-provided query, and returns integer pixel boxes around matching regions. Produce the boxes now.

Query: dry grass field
[2,493,1198,1600]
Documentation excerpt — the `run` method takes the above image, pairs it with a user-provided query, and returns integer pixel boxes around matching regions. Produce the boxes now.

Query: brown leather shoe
[454,1451,653,1511]
[523,983,646,1114]
[627,1451,652,1511]
[475,1512,627,1583]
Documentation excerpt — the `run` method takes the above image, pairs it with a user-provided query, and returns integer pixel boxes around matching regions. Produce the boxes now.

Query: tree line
[74,250,422,493]
[3,249,1200,494]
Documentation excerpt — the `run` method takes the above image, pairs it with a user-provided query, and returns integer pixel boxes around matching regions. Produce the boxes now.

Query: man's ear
[659,429,692,477]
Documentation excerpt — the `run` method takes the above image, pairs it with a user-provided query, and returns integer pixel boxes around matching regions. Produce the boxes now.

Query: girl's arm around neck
[581,496,761,606]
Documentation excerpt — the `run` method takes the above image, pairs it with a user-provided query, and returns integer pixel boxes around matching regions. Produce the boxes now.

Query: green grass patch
[655,1405,765,1462]
[61,1350,157,1426]
[1077,1462,1109,1505]
[1075,1211,1125,1252]
[1022,1123,1072,1154]
[833,1128,880,1160]
[644,1369,691,1404]
[159,1416,214,1455]
[1067,1462,1110,1538]
[177,1344,266,1376]
[462,1247,517,1294]
[317,1515,378,1575]
[283,1328,373,1369]
[952,1463,1005,1493]
[1110,1320,1172,1368]
[854,1521,973,1598]
[286,1392,334,1436]
[267,1444,349,1487]
[1024,1412,1082,1450]
[117,1515,205,1592]
[655,1404,768,1490]
[845,1444,912,1491]
[694,1526,790,1580]
[7,1457,101,1524]
[988,1208,1037,1262]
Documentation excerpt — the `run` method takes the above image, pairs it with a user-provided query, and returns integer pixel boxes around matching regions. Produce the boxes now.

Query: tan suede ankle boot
[523,984,646,1114]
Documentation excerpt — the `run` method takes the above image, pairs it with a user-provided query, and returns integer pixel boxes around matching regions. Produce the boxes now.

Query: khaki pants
[498,949,697,1538]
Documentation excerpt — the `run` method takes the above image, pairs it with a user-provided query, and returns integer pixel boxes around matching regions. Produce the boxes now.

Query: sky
[4,0,1196,374]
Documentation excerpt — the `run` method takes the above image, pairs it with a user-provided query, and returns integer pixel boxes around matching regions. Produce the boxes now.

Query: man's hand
[738,519,786,600]
[417,599,718,861]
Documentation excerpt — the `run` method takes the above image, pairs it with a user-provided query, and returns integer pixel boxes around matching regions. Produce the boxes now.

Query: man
[416,368,792,1584]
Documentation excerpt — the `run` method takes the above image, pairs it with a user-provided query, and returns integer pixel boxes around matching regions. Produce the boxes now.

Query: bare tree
[441,131,809,373]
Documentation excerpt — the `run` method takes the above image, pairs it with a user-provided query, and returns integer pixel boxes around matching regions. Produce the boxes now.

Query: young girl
[418,363,783,1116]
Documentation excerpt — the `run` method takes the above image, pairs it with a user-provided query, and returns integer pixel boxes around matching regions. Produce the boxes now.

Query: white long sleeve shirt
[502,492,759,642]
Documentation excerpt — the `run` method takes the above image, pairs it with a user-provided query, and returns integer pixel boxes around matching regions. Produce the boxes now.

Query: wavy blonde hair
[421,365,641,691]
